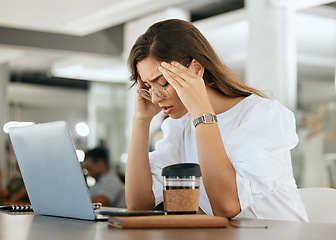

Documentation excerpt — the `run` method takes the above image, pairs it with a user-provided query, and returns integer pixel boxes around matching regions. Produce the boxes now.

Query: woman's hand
[133,76,161,121]
[158,61,214,118]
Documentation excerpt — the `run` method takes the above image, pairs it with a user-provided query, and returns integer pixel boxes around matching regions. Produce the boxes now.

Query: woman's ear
[190,59,205,77]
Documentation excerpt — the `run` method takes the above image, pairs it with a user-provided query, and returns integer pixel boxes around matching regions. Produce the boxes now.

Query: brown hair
[128,19,266,98]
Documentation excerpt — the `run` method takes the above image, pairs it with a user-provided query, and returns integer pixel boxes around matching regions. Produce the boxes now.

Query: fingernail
[158,66,163,71]
[161,62,167,66]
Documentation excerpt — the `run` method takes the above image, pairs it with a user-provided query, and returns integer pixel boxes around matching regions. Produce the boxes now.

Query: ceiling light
[76,122,89,137]
[3,121,35,133]
[64,0,191,35]
[50,58,129,83]
[76,149,85,162]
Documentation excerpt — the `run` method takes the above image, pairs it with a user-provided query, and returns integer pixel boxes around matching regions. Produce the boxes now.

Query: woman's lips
[162,106,173,115]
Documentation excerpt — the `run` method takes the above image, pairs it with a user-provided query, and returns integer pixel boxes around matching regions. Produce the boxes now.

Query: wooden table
[1,211,335,240]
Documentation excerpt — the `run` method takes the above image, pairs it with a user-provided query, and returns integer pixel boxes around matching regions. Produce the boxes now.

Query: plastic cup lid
[161,163,201,177]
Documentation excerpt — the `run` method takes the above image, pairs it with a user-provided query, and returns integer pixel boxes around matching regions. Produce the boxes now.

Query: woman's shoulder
[241,94,274,108]
[238,94,293,116]
[219,94,295,127]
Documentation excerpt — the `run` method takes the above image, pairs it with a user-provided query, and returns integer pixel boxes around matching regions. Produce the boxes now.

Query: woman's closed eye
[143,82,151,89]
[160,81,169,88]
[142,80,169,90]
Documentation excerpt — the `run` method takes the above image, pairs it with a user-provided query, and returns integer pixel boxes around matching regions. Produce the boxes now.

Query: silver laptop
[8,121,107,221]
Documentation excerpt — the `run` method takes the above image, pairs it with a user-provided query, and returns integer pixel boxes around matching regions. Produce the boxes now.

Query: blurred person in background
[0,168,28,205]
[0,141,29,205]
[82,147,126,208]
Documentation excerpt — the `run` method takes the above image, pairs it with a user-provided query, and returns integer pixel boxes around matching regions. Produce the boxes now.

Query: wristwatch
[193,113,218,128]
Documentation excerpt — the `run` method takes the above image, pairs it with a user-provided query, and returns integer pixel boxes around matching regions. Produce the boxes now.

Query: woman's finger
[158,65,184,89]
[160,66,187,86]
[161,61,196,81]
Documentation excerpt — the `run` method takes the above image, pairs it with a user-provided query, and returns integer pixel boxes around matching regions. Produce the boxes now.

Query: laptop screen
[8,121,96,220]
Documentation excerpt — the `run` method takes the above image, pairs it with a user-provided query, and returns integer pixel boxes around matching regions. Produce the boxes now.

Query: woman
[125,19,308,221]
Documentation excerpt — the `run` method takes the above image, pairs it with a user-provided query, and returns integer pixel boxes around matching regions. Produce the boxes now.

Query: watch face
[204,113,214,123]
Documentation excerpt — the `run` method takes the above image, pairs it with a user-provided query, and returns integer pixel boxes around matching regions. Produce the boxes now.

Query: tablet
[99,209,165,217]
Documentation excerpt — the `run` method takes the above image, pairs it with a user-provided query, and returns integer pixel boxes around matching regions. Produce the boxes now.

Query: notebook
[107,215,229,229]
[8,121,108,221]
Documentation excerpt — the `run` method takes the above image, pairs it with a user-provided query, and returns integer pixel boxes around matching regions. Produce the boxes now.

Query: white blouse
[149,94,308,222]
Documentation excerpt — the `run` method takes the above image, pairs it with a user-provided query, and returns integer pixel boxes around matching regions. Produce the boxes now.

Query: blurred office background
[0,0,335,190]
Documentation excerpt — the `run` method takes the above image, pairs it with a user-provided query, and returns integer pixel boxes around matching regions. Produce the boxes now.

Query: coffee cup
[161,163,201,214]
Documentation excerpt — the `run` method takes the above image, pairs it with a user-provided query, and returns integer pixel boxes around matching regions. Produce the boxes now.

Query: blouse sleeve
[225,100,299,210]
[148,117,184,206]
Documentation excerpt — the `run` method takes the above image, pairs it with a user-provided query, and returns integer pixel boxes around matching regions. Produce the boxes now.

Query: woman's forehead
[137,57,162,82]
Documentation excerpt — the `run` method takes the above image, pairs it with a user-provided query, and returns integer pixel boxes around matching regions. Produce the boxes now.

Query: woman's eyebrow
[139,74,163,83]
[149,74,163,82]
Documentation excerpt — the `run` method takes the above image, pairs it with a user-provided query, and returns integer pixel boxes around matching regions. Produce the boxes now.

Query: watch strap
[193,113,218,128]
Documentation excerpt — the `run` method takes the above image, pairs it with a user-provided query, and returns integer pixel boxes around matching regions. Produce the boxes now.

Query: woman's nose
[151,89,164,104]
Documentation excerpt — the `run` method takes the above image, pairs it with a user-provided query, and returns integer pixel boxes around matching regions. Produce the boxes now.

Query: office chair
[299,187,336,224]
